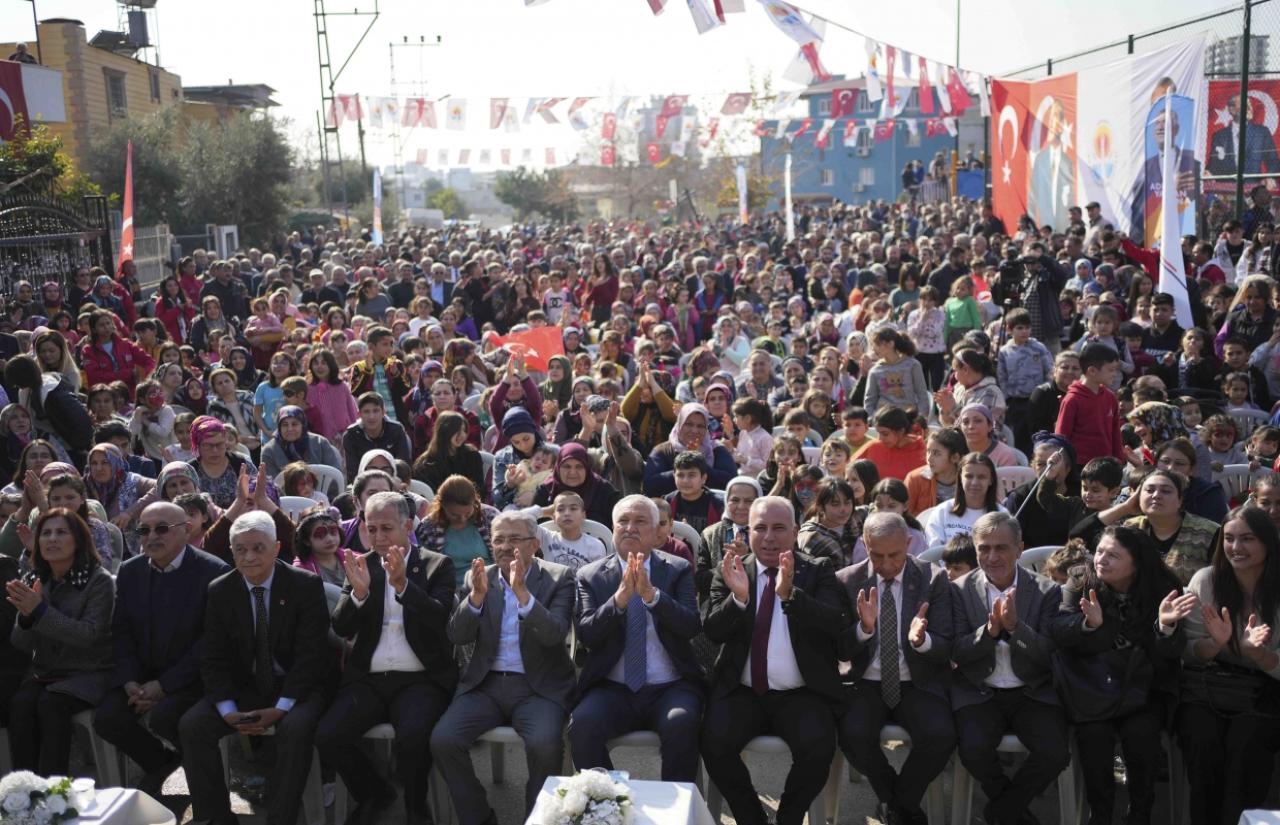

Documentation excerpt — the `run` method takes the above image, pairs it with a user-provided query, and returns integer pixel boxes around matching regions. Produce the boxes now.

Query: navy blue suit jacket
[110,546,230,692]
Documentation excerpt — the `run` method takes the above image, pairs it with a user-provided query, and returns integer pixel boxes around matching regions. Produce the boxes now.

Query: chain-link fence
[1002,0,1280,232]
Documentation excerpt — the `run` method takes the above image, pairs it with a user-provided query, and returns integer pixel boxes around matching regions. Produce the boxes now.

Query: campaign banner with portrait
[992,34,1207,247]
[1203,79,1280,193]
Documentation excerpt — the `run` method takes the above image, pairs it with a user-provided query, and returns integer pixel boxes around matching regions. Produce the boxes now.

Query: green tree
[0,119,100,199]
[494,166,579,222]
[84,108,184,225]
[427,187,468,219]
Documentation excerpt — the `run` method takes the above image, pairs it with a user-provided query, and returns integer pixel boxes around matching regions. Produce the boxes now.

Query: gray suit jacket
[949,565,1060,710]
[450,558,577,709]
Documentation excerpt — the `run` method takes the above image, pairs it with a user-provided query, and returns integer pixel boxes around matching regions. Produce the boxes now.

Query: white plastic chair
[671,521,702,557]
[279,495,320,521]
[996,466,1039,500]
[705,736,833,825]
[218,732,326,825]
[462,393,483,415]
[1008,446,1030,467]
[802,446,822,466]
[1229,409,1270,441]
[409,479,435,501]
[1018,545,1062,572]
[951,733,1075,825]
[333,724,450,825]
[581,519,616,555]
[71,709,124,787]
[1216,463,1258,501]
[479,451,496,484]
[918,545,946,564]
[872,726,947,825]
[482,425,499,453]
[273,464,346,501]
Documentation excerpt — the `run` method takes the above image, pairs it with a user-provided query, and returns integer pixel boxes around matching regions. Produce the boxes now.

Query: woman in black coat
[412,410,485,494]
[1049,524,1196,825]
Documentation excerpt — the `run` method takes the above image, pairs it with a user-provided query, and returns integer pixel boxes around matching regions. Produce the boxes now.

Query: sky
[19,0,1231,168]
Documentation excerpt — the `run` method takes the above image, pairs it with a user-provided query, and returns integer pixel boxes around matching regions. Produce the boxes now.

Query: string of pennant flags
[334,0,993,168]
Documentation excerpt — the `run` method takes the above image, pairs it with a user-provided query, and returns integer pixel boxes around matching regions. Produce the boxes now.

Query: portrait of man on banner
[1132,90,1200,246]
[1029,96,1074,230]
[1208,90,1279,177]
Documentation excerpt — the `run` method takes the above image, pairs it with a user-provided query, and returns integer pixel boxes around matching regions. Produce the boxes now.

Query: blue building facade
[760,77,959,209]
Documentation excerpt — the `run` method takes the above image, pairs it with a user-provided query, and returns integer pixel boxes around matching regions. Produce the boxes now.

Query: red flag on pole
[791,118,813,139]
[885,46,897,109]
[918,57,934,115]
[945,68,973,113]
[490,327,565,372]
[601,144,616,167]
[655,115,671,139]
[646,142,661,163]
[660,95,688,118]
[118,140,134,269]
[874,121,895,142]
[830,87,856,118]
[721,92,752,115]
[601,112,617,141]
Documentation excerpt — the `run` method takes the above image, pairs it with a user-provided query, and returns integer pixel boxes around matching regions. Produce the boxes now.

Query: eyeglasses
[136,522,188,537]
[309,523,340,540]
[492,535,535,548]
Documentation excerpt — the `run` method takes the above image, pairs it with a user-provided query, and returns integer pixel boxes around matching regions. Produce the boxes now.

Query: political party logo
[1089,121,1114,181]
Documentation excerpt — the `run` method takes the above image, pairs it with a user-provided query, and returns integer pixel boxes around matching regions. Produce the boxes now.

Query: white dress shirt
[607,557,681,687]
[855,573,933,683]
[732,567,804,691]
[984,574,1024,689]
[351,554,426,673]
[467,571,536,674]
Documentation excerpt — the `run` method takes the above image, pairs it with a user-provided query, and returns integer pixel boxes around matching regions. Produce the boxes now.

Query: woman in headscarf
[187,415,255,509]
[259,405,344,480]
[1127,401,1213,481]
[84,443,156,529]
[227,346,264,392]
[189,295,239,357]
[552,376,596,445]
[641,401,738,496]
[0,464,119,571]
[491,407,546,510]
[174,376,208,416]
[539,355,573,411]
[532,442,621,528]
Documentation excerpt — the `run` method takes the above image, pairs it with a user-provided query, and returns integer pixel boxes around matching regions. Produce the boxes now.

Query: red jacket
[80,336,156,395]
[1055,380,1124,466]
[154,300,197,345]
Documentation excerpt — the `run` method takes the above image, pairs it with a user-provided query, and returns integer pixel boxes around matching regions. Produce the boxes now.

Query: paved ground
[71,735,1146,825]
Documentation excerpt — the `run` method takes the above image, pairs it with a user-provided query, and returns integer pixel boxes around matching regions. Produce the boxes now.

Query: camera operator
[1003,243,1068,355]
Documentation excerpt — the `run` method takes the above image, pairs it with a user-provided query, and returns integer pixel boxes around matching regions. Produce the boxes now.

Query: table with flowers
[528,773,714,825]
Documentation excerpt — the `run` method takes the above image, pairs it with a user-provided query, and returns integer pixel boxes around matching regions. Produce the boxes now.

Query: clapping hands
[614,552,655,608]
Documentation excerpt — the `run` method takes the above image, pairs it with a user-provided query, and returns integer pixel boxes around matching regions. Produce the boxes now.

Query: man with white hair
[950,512,1068,825]
[568,494,704,782]
[179,511,332,825]
[700,496,845,825]
[318,491,456,825]
[836,511,955,825]
[432,510,577,825]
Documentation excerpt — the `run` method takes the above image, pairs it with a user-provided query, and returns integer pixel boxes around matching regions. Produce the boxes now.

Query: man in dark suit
[568,494,704,782]
[178,511,332,825]
[431,510,577,825]
[1208,93,1278,176]
[94,502,230,795]
[427,262,455,316]
[700,496,847,825]
[951,512,1069,825]
[836,512,955,825]
[926,245,969,300]
[316,491,457,825]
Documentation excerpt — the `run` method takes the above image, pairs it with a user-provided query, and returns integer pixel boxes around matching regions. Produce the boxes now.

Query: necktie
[252,586,274,698]
[880,580,901,709]
[751,568,778,695]
[624,597,648,692]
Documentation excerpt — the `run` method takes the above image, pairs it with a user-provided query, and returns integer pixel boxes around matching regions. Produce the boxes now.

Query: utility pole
[313,0,379,225]
[388,35,443,212]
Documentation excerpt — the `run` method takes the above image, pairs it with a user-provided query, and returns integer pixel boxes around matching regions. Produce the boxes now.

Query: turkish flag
[491,326,565,372]
[830,87,856,118]
[885,46,897,110]
[722,92,751,115]
[0,62,30,141]
[918,57,934,115]
[703,117,720,145]
[601,112,617,141]
[991,79,1032,232]
[646,142,661,163]
[118,141,134,268]
[601,144,616,167]
[655,114,670,139]
[661,95,688,118]
[874,121,895,142]
[925,118,944,138]
[791,118,813,139]
[946,68,973,114]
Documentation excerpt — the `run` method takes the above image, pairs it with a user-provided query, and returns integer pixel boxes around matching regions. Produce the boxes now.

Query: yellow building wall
[0,19,182,170]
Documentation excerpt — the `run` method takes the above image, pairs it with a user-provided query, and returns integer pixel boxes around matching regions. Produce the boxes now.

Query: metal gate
[0,194,113,292]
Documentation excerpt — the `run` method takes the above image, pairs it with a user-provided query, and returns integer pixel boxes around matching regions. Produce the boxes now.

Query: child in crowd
[1043,539,1089,585]
[758,434,803,495]
[1203,414,1248,471]
[667,451,724,533]
[840,406,872,453]
[1068,456,1126,548]
[943,276,983,351]
[1056,343,1125,467]
[907,286,947,389]
[820,438,853,480]
[730,397,773,477]
[652,498,695,565]
[512,442,558,507]
[996,308,1053,453]
[533,492,606,572]
[783,408,822,448]
[163,412,197,463]
[1177,396,1204,433]
[1179,328,1220,393]
[1120,322,1157,378]
[280,376,320,435]
[942,534,977,581]
[1071,305,1134,390]
[1248,426,1280,469]
[851,407,927,483]
[1222,370,1262,413]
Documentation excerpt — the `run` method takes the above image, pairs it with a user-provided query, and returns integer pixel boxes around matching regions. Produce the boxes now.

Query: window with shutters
[105,70,127,119]
[820,169,835,187]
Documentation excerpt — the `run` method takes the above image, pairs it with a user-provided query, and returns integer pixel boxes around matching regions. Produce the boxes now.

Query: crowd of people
[1,191,1279,825]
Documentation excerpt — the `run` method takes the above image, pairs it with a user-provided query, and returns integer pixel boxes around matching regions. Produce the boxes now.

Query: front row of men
[99,493,1055,825]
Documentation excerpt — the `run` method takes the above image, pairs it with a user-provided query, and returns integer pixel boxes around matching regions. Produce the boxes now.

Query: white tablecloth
[528,778,713,825]
[76,788,175,825]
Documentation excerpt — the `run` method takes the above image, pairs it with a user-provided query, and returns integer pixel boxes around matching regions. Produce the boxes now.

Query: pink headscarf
[190,415,227,451]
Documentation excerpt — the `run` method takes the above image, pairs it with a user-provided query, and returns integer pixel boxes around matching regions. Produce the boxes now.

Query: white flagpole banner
[784,152,795,242]
[736,161,749,224]
[1159,91,1195,328]
[371,168,383,246]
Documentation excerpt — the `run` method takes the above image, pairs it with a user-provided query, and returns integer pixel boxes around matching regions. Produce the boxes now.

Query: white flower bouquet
[0,772,80,825]
[540,770,632,825]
